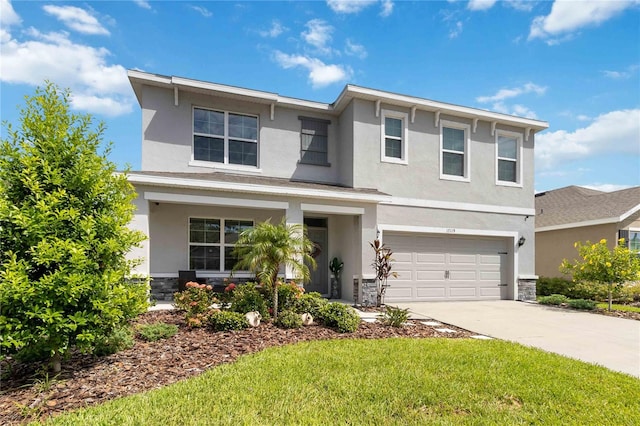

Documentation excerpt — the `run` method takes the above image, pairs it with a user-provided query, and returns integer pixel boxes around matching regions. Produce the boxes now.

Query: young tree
[0,83,148,372]
[371,239,398,307]
[560,239,640,311]
[233,218,316,320]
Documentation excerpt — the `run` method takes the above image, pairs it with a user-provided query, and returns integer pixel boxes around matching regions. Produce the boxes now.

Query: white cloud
[133,0,151,9]
[327,0,377,14]
[576,114,591,122]
[1,27,133,116]
[491,102,538,119]
[476,82,546,103]
[302,19,334,55]
[1,0,21,27]
[602,64,639,80]
[535,109,640,170]
[273,51,352,88]
[467,0,497,11]
[190,5,212,18]
[529,0,639,43]
[505,0,534,12]
[43,5,110,36]
[344,39,367,59]
[259,20,286,38]
[380,0,394,17]
[582,184,633,192]
[449,21,463,38]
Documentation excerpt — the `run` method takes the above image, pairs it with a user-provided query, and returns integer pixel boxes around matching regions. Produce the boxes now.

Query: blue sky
[1,0,638,193]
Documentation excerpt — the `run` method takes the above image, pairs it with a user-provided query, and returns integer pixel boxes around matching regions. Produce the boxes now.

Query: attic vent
[535,192,546,197]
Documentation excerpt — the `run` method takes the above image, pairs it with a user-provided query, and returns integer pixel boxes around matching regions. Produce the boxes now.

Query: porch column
[129,192,150,277]
[286,201,304,281]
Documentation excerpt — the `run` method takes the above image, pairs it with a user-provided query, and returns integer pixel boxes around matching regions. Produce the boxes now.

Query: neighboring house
[535,186,640,278]
[126,70,548,303]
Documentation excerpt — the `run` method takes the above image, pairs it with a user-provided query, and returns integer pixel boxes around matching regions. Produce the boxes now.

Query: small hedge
[294,292,329,318]
[208,311,249,332]
[567,299,597,310]
[137,323,179,341]
[537,294,569,306]
[320,302,360,333]
[275,310,303,329]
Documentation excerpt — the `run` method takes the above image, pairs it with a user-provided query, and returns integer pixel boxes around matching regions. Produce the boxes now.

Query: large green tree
[0,83,148,372]
[233,218,315,320]
[560,239,640,311]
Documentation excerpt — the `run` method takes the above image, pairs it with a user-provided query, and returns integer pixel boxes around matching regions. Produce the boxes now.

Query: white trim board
[128,174,388,204]
[144,191,289,210]
[301,203,365,215]
[383,197,535,216]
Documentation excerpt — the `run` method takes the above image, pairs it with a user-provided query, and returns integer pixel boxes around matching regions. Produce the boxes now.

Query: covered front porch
[126,172,386,302]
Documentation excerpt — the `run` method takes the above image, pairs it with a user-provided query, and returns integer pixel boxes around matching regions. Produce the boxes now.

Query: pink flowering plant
[173,281,217,327]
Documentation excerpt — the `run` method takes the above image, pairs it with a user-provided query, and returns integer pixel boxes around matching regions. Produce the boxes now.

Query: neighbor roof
[535,186,640,231]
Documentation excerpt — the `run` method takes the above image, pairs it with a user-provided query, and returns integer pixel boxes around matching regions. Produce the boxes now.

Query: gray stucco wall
[350,98,535,208]
[140,85,344,186]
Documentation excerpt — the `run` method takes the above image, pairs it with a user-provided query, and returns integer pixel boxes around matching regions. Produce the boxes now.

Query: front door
[305,219,328,295]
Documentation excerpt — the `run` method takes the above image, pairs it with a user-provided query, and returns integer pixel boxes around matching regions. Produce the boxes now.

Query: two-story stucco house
[126,70,548,303]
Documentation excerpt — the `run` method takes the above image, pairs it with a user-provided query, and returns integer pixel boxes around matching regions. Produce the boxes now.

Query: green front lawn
[597,303,640,313]
[44,339,639,425]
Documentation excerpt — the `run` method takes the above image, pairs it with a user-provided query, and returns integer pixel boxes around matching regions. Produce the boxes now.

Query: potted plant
[329,257,344,299]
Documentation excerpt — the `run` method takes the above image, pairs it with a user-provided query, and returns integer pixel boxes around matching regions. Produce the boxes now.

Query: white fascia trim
[339,85,549,131]
[144,191,289,210]
[172,76,278,103]
[301,203,365,215]
[518,274,539,280]
[127,174,389,203]
[620,203,640,222]
[150,272,254,279]
[537,217,619,232]
[378,224,519,240]
[383,197,535,216]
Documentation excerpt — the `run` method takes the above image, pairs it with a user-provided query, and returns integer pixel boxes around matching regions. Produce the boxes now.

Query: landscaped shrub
[137,323,179,341]
[320,303,360,333]
[275,281,304,313]
[94,326,135,356]
[294,292,328,318]
[567,299,597,310]
[537,277,575,296]
[174,282,216,315]
[378,305,410,327]
[208,311,249,332]
[275,310,303,329]
[230,283,270,319]
[537,294,570,306]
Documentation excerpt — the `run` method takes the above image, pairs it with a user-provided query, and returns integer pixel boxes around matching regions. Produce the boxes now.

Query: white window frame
[495,129,523,188]
[191,106,260,170]
[629,228,640,253]
[380,109,409,165]
[440,119,470,182]
[188,217,254,272]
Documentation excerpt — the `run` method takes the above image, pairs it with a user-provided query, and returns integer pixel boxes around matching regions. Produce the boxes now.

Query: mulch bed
[0,310,472,425]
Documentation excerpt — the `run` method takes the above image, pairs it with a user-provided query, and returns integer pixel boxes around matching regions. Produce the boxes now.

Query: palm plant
[233,218,316,320]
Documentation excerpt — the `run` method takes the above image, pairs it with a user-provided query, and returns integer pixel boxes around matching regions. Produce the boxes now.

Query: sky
[1,0,639,193]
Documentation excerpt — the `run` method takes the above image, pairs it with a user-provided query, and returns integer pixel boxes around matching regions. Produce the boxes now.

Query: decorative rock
[301,313,314,326]
[245,311,262,327]
[421,321,442,326]
[471,335,493,340]
[435,328,457,333]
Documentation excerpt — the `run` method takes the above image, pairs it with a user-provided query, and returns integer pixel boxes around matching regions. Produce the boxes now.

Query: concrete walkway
[395,301,640,378]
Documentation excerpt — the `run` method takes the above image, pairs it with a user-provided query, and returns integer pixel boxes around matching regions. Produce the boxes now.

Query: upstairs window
[299,116,330,166]
[193,108,258,167]
[189,218,253,271]
[440,120,470,181]
[496,130,522,186]
[381,110,408,164]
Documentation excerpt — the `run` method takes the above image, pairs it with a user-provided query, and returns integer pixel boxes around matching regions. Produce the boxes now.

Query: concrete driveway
[395,301,640,378]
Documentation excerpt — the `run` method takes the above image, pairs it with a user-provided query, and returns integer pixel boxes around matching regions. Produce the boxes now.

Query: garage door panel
[416,270,445,281]
[449,253,478,265]
[416,286,446,298]
[384,233,509,302]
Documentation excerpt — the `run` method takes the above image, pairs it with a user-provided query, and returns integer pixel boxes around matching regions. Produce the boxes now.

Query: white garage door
[383,233,509,302]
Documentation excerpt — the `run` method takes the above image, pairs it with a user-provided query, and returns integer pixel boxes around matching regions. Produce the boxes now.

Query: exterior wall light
[518,236,526,247]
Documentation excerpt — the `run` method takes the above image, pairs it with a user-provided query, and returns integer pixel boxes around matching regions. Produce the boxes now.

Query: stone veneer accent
[361,279,377,307]
[150,276,252,302]
[518,278,537,301]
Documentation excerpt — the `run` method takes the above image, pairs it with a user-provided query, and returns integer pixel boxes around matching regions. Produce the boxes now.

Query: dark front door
[305,219,328,295]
